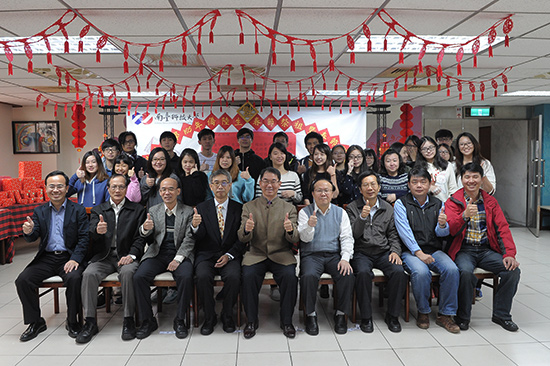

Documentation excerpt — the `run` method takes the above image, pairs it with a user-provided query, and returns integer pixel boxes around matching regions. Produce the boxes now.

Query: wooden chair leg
[193,284,199,328]
[53,288,60,314]
[236,293,241,327]
[404,280,410,322]
[351,289,357,323]
[105,287,112,313]
[157,288,163,313]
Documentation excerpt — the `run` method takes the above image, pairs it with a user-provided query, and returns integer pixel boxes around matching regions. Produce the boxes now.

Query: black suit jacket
[24,199,89,264]
[193,198,246,265]
[88,199,147,262]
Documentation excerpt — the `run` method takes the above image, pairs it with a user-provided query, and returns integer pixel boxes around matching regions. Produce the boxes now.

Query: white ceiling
[1,0,550,108]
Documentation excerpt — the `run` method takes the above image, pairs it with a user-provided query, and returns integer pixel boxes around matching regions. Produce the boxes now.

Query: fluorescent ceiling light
[94,91,173,100]
[502,91,550,97]
[307,89,387,97]
[352,35,504,54]
[0,36,121,54]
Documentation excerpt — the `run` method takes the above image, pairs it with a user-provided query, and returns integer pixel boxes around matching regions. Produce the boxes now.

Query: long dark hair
[213,145,240,182]
[176,148,200,177]
[438,143,454,162]
[80,150,109,183]
[455,132,485,176]
[308,143,333,182]
[267,142,290,171]
[379,148,406,176]
[364,148,379,172]
[146,147,172,179]
[344,145,368,176]
[415,136,448,171]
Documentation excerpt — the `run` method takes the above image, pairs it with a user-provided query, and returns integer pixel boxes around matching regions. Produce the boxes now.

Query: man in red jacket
[446,162,520,332]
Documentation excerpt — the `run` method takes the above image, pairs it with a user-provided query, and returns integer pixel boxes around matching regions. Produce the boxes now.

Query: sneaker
[436,314,460,333]
[270,286,280,302]
[475,287,483,301]
[163,289,178,304]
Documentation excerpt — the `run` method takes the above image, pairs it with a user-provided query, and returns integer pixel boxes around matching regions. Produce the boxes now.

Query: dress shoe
[174,317,189,339]
[360,318,374,333]
[75,320,99,344]
[334,314,347,334]
[436,314,460,334]
[280,323,296,338]
[492,316,519,332]
[20,317,47,342]
[200,317,217,336]
[121,317,136,340]
[305,315,319,336]
[384,314,402,333]
[416,312,430,329]
[221,314,236,333]
[243,321,258,339]
[454,316,470,331]
[136,318,158,339]
[319,284,329,299]
[66,321,82,338]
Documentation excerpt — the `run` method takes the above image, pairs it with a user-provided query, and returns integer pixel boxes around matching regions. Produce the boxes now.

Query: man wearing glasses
[76,174,147,343]
[238,167,300,339]
[191,170,246,335]
[101,138,121,174]
[235,127,266,181]
[133,177,195,339]
[16,170,89,342]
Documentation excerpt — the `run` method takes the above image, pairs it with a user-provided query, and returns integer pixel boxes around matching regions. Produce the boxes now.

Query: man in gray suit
[133,177,195,339]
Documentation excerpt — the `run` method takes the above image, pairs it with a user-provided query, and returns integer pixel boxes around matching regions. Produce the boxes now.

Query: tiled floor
[1,227,549,366]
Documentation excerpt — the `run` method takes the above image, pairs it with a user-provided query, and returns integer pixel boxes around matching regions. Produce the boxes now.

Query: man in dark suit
[76,174,147,343]
[15,170,89,342]
[133,177,195,339]
[191,169,245,335]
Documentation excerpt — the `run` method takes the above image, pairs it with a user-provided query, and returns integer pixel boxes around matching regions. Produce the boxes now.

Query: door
[527,115,544,237]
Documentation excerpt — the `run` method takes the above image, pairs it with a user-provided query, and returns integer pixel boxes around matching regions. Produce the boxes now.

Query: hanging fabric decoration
[71,104,87,151]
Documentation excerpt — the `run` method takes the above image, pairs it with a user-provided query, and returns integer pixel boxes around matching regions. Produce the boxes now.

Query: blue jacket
[68,173,110,208]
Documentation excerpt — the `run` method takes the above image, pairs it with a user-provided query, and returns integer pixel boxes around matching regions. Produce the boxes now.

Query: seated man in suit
[446,162,520,332]
[76,174,147,343]
[346,171,407,333]
[191,169,246,335]
[238,167,300,339]
[133,177,195,339]
[298,178,354,335]
[15,170,89,342]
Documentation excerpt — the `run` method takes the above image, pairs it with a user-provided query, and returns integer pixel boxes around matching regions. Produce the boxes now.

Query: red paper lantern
[71,105,87,151]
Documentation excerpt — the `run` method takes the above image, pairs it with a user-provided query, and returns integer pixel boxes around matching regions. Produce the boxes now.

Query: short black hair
[101,138,121,151]
[304,131,323,145]
[357,169,380,186]
[114,154,134,169]
[311,177,336,192]
[198,128,215,140]
[408,167,432,182]
[259,166,281,181]
[435,129,453,140]
[237,127,254,140]
[460,162,484,177]
[45,170,69,186]
[118,131,138,147]
[273,131,288,143]
[107,173,130,187]
[160,131,177,143]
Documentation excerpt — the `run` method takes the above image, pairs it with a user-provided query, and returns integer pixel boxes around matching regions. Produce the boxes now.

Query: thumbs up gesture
[22,216,34,235]
[245,213,255,232]
[143,213,154,231]
[97,214,108,234]
[145,173,155,187]
[76,168,85,179]
[128,167,135,178]
[308,210,317,227]
[361,204,371,219]
[192,207,202,228]
[297,162,306,175]
[464,198,478,218]
[283,212,293,232]
[438,207,447,227]
[241,166,251,180]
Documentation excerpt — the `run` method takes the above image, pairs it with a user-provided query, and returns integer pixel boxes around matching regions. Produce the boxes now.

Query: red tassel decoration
[44,37,52,64]
[488,45,493,57]
[473,55,477,68]
[272,40,277,65]
[418,61,423,74]
[182,37,187,66]
[457,63,462,76]
[78,40,83,52]
[159,44,166,72]
[290,59,296,72]
[339,101,343,114]
[505,34,509,47]
[27,60,33,73]
[329,59,335,71]
[239,32,244,45]
[227,67,231,85]
[254,29,259,54]
[350,52,355,64]
[367,39,372,52]
[182,54,187,66]
[313,60,317,73]
[8,63,13,75]
[399,52,404,64]
[437,63,442,78]
[96,49,101,63]
[197,26,202,55]
[383,38,387,51]
[310,44,317,72]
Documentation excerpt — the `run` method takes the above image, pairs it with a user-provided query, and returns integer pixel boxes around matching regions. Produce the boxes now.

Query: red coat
[445,188,517,260]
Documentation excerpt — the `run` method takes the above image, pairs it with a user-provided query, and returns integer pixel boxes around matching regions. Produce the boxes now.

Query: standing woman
[415,136,458,202]
[257,142,302,204]
[68,150,110,208]
[302,143,339,205]
[404,135,421,168]
[379,148,409,204]
[454,132,496,194]
[113,154,141,203]
[175,148,210,207]
[211,145,254,204]
[332,144,347,173]
[364,148,379,172]
[339,145,368,204]
[140,147,179,208]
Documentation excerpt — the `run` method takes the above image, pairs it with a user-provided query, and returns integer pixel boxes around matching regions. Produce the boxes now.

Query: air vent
[377,66,453,78]
[30,86,77,93]
[396,84,441,92]
[139,53,204,67]
[219,85,258,92]
[33,68,100,80]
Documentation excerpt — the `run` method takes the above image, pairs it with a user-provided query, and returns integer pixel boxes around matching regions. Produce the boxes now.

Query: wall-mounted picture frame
[12,121,60,154]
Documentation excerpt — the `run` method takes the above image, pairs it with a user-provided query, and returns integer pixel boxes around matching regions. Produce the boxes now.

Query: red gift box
[21,178,38,191]
[0,198,16,207]
[29,188,44,202]
[18,161,42,180]
[0,192,8,200]
[2,178,21,192]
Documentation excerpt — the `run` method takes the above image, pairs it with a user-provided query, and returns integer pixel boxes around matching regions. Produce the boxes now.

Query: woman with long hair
[302,143,339,205]
[258,142,302,204]
[404,135,421,168]
[211,145,254,204]
[68,150,110,207]
[140,147,180,208]
[175,148,210,207]
[415,136,457,202]
[454,132,496,194]
[113,154,141,203]
[379,148,409,204]
[364,148,379,173]
[332,144,347,172]
[339,145,368,204]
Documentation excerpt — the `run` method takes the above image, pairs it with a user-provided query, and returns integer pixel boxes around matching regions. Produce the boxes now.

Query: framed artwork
[12,121,60,154]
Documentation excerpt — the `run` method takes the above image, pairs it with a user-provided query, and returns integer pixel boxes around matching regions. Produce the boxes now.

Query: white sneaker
[163,289,178,304]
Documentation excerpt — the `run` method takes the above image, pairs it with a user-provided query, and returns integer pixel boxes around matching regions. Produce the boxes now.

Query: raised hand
[241,166,251,180]
[283,212,293,232]
[438,207,447,227]
[308,211,317,227]
[327,165,336,176]
[143,213,154,231]
[235,155,241,166]
[128,167,135,178]
[200,162,209,171]
[192,207,202,228]
[22,216,34,235]
[145,173,155,187]
[97,214,108,234]
[189,164,198,174]
[76,168,85,179]
[361,204,371,219]
[245,213,255,233]
[347,160,355,175]
[464,197,478,218]
[297,162,306,175]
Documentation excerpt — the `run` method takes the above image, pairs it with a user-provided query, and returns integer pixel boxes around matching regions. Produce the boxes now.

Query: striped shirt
[255,170,303,204]
[379,173,409,200]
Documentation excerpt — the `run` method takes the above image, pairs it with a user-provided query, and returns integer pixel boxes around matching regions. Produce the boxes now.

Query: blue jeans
[402,250,459,316]
[455,247,520,321]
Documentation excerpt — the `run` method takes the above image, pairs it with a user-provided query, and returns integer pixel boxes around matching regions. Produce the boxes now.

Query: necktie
[217,204,224,239]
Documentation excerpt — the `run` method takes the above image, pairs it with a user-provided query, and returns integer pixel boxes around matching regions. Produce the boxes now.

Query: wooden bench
[429,267,499,306]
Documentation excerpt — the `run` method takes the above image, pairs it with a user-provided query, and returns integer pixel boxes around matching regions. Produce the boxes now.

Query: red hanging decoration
[71,104,87,151]
[61,28,69,53]
[503,18,513,47]
[4,45,14,75]
[96,35,109,63]
[502,74,508,92]
[24,43,33,73]
[347,35,355,64]
[469,83,476,101]
[480,82,485,100]
[44,37,52,64]
[79,25,90,52]
[123,43,129,73]
[181,37,187,66]
[394,79,399,98]
[310,44,317,72]
[492,79,498,97]
[456,47,464,76]
[290,43,296,72]
[159,44,166,72]
[271,39,277,65]
[139,46,148,75]
[197,26,203,55]
[472,38,480,68]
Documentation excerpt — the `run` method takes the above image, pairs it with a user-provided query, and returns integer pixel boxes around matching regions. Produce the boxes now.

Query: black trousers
[15,252,83,324]
[195,258,241,321]
[351,251,407,319]
[133,255,193,323]
[242,258,297,325]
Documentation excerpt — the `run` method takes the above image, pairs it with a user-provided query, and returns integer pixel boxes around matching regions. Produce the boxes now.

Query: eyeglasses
[47,184,66,190]
[405,144,417,149]
[103,147,118,153]
[211,181,230,187]
[313,189,331,195]
[123,139,136,145]
[109,184,126,191]
[260,179,279,185]
[459,141,473,148]
[238,135,252,140]
[159,187,177,193]
[420,145,436,153]
[152,158,166,162]
[439,150,450,156]
[349,155,363,160]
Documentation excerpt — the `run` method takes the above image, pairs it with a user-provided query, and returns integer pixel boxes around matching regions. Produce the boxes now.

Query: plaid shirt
[464,192,488,246]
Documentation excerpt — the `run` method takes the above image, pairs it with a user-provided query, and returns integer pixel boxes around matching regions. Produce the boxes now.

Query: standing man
[191,170,245,335]
[101,138,121,174]
[298,178,354,335]
[346,171,407,333]
[394,167,460,333]
[15,170,89,342]
[235,127,266,181]
[197,128,217,173]
[160,131,179,171]
[133,177,195,339]
[119,131,148,179]
[446,162,520,332]
[297,131,323,175]
[434,129,454,147]
[238,167,300,339]
[76,174,147,343]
